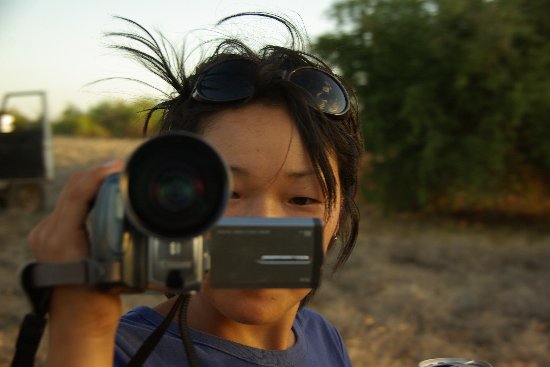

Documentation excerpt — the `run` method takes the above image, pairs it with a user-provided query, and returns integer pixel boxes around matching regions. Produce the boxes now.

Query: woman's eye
[289,197,317,206]
[230,192,240,199]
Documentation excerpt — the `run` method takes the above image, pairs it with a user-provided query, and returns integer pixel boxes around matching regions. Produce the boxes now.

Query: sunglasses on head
[191,58,350,117]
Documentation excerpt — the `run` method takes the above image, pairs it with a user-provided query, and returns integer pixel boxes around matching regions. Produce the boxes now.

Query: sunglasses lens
[196,60,257,102]
[290,68,349,115]
[195,60,349,116]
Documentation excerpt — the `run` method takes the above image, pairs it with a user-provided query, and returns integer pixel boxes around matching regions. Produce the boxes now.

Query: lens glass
[150,165,203,212]
[125,133,228,238]
[290,68,348,115]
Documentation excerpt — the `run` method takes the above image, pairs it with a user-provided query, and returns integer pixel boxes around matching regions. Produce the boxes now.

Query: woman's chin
[210,288,308,325]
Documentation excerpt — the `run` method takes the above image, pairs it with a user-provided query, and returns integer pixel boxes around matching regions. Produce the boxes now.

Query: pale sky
[0,0,339,119]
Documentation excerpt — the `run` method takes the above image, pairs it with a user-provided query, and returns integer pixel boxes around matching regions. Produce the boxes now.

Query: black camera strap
[11,260,101,367]
[178,294,200,366]
[11,312,48,367]
[127,294,199,367]
[11,263,52,367]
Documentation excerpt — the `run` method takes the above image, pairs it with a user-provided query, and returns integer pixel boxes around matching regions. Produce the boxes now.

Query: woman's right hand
[28,160,125,367]
[30,160,124,263]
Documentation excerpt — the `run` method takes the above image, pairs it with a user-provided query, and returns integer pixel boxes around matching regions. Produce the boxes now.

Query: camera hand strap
[11,260,105,367]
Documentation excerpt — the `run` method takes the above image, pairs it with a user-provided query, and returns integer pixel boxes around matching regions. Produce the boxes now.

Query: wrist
[44,287,122,367]
[49,286,122,337]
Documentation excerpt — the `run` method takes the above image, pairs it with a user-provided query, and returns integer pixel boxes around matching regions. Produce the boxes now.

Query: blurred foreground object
[419,358,492,366]
[0,91,53,212]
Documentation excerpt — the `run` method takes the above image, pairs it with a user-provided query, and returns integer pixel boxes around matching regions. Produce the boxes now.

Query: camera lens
[151,165,201,212]
[122,132,229,238]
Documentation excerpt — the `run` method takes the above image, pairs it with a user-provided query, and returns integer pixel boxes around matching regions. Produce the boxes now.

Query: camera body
[89,132,323,293]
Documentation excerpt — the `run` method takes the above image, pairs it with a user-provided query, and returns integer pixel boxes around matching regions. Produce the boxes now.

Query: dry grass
[1,136,549,366]
[313,214,550,366]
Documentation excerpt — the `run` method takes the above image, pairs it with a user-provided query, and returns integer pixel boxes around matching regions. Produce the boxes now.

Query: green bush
[314,0,550,212]
[52,98,161,138]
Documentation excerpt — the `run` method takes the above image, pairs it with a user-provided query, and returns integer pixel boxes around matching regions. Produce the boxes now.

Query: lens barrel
[121,132,229,239]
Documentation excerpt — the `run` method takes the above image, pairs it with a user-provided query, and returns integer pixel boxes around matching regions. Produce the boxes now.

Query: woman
[29,14,363,366]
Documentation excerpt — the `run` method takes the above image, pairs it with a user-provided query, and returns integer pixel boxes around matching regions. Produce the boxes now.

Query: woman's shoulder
[296,307,338,329]
[294,307,352,365]
[295,307,344,344]
[119,306,162,329]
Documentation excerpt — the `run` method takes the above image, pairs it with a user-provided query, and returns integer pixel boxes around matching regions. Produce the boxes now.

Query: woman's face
[197,103,341,325]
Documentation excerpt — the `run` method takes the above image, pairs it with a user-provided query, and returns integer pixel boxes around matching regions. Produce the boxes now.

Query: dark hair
[107,13,364,272]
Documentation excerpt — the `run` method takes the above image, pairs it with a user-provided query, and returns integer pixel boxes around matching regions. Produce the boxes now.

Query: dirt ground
[1,136,549,366]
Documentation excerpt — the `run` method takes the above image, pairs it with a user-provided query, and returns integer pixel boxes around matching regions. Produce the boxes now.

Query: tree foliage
[52,98,160,138]
[314,0,550,211]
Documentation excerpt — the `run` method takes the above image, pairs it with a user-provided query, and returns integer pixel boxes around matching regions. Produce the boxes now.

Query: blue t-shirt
[115,306,352,366]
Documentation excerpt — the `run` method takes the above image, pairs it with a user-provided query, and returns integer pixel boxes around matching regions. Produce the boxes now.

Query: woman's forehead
[202,104,311,167]
[200,103,340,188]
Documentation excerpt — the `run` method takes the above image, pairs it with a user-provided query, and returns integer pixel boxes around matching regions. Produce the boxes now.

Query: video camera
[88,132,323,293]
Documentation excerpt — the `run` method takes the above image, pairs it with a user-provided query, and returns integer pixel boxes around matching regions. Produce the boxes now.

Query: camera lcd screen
[208,217,323,289]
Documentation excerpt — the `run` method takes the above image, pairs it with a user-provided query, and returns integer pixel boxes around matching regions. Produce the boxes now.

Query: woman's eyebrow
[229,165,250,177]
[285,169,316,179]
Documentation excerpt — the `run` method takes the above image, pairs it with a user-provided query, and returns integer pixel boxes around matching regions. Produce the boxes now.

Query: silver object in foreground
[419,358,493,367]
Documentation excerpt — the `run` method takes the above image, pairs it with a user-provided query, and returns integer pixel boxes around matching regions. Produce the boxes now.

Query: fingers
[56,160,124,230]
[29,160,124,263]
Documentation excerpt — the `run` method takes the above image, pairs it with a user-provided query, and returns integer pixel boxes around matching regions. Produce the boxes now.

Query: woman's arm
[29,160,124,367]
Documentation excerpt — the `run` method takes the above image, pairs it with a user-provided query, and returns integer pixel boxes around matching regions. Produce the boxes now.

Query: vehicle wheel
[7,183,45,213]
